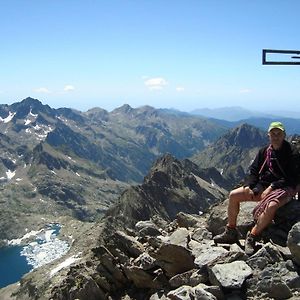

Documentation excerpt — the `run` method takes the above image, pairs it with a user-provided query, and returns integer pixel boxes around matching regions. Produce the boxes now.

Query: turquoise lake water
[0,245,32,288]
[0,224,62,289]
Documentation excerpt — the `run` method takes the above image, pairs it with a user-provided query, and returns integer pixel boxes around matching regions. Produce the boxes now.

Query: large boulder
[287,222,300,265]
[207,199,255,237]
[208,261,252,289]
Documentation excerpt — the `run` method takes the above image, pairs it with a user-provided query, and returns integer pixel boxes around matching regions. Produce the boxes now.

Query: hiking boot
[245,231,259,256]
[214,227,239,244]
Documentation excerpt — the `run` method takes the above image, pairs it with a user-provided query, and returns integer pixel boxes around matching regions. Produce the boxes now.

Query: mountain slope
[106,154,229,228]
[191,123,268,187]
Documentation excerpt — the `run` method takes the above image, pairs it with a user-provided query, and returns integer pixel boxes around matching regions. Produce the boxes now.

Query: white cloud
[64,85,75,92]
[239,88,252,94]
[34,87,51,94]
[176,86,185,92]
[144,77,168,90]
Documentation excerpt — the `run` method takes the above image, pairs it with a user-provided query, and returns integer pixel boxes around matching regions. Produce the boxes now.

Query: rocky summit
[2,146,300,299]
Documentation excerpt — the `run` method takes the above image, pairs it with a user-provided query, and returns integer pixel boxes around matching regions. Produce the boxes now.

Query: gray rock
[193,285,218,300]
[135,220,161,237]
[194,246,228,270]
[188,239,214,253]
[193,283,224,300]
[256,277,292,300]
[68,277,106,300]
[287,222,300,265]
[135,220,157,231]
[154,243,195,278]
[124,266,162,289]
[96,247,127,284]
[191,227,213,242]
[167,227,190,247]
[246,261,297,299]
[207,200,255,236]
[114,230,145,258]
[149,291,168,300]
[167,285,217,300]
[250,242,283,264]
[209,261,252,289]
[246,256,268,271]
[133,252,156,270]
[277,261,300,289]
[167,285,193,300]
[176,212,203,228]
[169,269,207,288]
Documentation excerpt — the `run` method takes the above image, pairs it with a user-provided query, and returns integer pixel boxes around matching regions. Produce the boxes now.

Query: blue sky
[0,0,299,112]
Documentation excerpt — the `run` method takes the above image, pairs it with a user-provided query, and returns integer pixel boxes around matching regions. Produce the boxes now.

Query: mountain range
[2,97,300,242]
[191,106,300,122]
[1,97,300,298]
[0,97,226,243]
[191,106,300,134]
[2,97,300,243]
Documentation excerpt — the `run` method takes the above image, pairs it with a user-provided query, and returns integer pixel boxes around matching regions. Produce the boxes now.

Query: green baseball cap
[268,121,285,132]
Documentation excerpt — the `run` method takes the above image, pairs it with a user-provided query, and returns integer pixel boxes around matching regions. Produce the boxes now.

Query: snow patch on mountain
[29,109,38,117]
[0,111,16,123]
[6,170,16,180]
[50,254,81,276]
[25,124,54,141]
[8,229,43,246]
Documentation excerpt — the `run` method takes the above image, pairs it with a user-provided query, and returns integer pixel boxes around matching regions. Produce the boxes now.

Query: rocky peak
[84,107,109,122]
[10,97,55,119]
[225,123,267,148]
[147,153,179,173]
[110,104,159,120]
[56,107,86,123]
[0,103,9,118]
[191,124,269,187]
[135,105,158,118]
[106,153,228,228]
[111,104,133,115]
